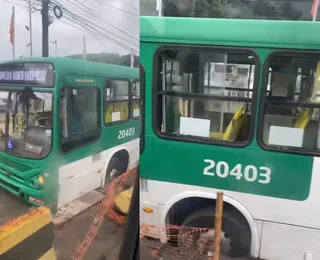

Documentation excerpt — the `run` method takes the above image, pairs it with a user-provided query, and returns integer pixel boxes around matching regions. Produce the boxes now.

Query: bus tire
[105,157,123,185]
[178,207,250,258]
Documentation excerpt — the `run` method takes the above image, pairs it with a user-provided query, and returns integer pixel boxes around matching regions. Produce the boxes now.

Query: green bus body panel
[140,17,317,202]
[141,136,313,201]
[0,57,140,208]
[140,16,320,50]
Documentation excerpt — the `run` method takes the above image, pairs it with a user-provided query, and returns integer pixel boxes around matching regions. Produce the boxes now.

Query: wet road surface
[0,190,124,260]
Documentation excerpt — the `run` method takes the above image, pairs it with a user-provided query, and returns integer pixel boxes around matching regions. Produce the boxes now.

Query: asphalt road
[0,189,125,260]
[0,190,255,260]
[0,189,31,225]
[54,202,125,260]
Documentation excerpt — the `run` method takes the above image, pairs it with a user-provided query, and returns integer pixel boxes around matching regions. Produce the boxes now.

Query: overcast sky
[0,0,139,61]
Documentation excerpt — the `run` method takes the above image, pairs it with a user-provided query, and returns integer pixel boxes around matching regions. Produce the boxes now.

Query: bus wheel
[105,157,123,185]
[178,208,249,258]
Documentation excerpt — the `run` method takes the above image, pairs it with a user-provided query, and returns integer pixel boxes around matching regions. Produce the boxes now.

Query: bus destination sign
[0,62,54,87]
[0,70,46,82]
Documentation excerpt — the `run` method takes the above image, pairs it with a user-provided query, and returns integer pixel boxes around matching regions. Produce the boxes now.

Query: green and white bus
[140,16,320,260]
[0,57,140,210]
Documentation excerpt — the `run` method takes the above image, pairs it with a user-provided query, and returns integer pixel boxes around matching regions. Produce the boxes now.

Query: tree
[250,0,302,20]
[140,0,158,16]
[163,0,231,18]
[162,0,302,20]
[67,52,140,67]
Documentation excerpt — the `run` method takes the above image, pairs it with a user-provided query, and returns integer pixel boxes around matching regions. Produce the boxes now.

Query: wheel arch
[101,147,130,187]
[159,191,260,258]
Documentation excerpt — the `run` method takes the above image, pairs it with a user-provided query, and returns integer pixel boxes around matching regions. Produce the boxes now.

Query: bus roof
[0,57,139,79]
[140,16,320,50]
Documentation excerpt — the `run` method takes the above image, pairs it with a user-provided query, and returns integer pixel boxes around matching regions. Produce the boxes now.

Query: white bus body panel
[140,157,320,259]
[58,138,139,208]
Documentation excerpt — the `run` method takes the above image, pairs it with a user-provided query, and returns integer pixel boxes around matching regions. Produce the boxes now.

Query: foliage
[162,0,303,20]
[67,53,140,68]
[140,0,158,16]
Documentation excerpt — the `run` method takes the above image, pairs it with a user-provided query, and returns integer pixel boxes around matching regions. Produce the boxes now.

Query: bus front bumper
[0,172,45,207]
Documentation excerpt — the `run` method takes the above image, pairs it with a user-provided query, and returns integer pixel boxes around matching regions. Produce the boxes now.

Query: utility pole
[83,35,87,60]
[28,0,33,57]
[41,0,49,57]
[130,49,134,68]
[156,0,162,17]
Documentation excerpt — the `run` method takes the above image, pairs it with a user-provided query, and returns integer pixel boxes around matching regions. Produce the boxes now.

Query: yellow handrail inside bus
[210,105,246,141]
[293,108,312,129]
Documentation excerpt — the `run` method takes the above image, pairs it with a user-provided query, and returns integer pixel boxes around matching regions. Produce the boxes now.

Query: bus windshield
[0,88,53,159]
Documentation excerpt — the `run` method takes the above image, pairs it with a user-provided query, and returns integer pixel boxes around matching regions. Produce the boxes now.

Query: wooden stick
[213,192,224,260]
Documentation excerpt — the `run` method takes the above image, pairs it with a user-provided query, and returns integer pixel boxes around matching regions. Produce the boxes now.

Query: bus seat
[113,103,121,121]
[210,105,246,141]
[293,108,312,129]
[166,99,180,133]
[105,104,114,124]
[133,101,140,110]
[120,102,129,121]
[133,101,140,117]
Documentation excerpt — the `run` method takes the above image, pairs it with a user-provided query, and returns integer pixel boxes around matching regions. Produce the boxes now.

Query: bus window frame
[140,65,145,154]
[152,44,260,148]
[257,50,320,157]
[59,85,101,154]
[103,78,132,126]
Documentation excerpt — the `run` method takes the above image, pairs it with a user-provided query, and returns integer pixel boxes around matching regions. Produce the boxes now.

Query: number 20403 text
[203,159,271,184]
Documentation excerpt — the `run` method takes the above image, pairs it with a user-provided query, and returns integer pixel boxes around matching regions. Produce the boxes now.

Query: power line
[52,0,138,45]
[60,9,138,53]
[56,17,113,48]
[51,0,138,53]
[85,0,139,37]
[62,11,137,52]
[75,0,139,16]
[119,0,139,12]
[2,0,139,54]
[3,0,28,8]
[59,0,138,41]
[66,10,138,52]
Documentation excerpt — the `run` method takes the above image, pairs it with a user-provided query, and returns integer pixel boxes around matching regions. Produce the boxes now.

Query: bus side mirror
[71,87,82,96]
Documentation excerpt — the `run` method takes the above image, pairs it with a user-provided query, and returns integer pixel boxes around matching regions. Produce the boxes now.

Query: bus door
[58,86,103,208]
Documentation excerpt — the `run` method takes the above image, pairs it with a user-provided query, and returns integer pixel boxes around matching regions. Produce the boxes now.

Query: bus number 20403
[118,127,135,139]
[203,159,271,184]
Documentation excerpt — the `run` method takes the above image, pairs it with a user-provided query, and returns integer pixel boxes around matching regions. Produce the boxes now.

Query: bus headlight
[28,175,45,189]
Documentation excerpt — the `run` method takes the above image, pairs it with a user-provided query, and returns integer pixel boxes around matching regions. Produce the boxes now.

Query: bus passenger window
[261,54,320,152]
[104,79,129,124]
[60,87,100,153]
[155,48,256,145]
